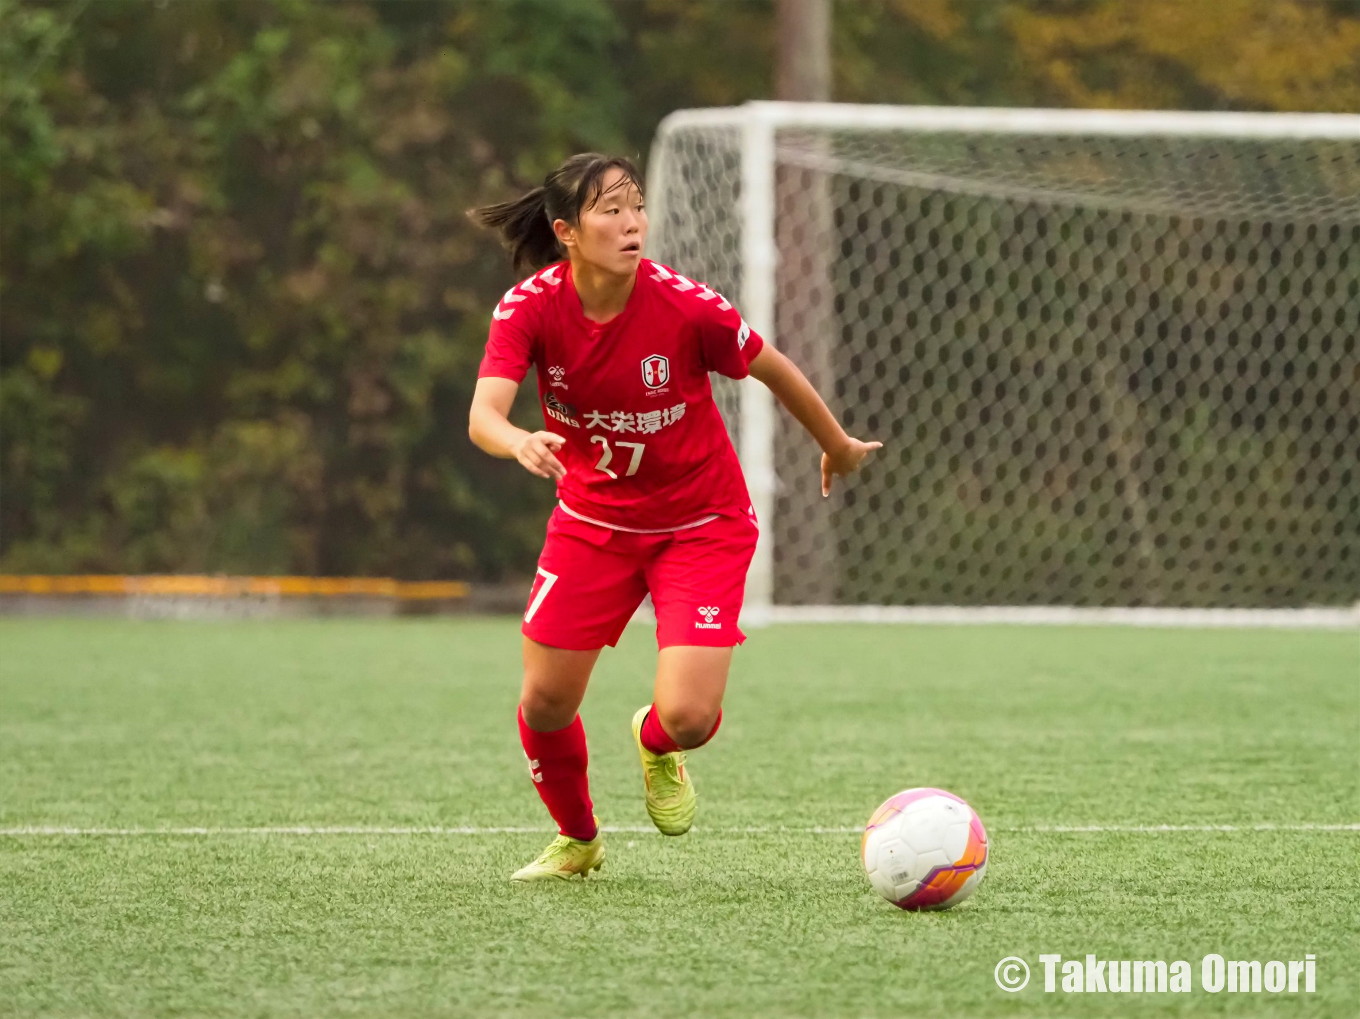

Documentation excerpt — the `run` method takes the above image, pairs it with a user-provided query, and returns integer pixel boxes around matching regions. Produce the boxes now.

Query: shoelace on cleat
[534,834,577,868]
[646,751,687,801]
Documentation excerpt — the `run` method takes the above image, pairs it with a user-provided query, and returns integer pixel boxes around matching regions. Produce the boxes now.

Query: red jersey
[478,258,764,531]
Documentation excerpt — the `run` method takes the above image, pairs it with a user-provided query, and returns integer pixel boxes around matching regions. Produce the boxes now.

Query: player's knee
[519,689,577,732]
[659,705,719,749]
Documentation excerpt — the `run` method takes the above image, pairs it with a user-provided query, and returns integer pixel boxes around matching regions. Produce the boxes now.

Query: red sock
[517,707,596,842]
[640,706,721,754]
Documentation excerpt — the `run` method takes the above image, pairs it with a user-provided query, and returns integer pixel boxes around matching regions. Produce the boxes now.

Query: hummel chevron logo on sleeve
[494,286,529,319]
[495,268,564,320]
[648,262,734,310]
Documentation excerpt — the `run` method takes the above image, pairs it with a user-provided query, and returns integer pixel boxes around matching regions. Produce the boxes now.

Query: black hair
[467,153,645,273]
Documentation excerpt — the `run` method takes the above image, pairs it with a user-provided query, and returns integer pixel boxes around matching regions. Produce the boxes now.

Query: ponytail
[468,153,644,273]
[467,187,561,274]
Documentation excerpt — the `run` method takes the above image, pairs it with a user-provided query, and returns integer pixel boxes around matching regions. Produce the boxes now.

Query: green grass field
[2,617,1357,1017]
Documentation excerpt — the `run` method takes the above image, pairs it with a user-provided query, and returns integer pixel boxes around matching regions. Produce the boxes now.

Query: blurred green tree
[2,0,634,578]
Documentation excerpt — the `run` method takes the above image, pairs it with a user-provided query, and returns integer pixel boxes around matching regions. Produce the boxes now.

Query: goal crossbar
[658,101,1360,140]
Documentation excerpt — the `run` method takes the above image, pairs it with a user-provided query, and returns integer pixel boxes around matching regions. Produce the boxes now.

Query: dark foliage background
[3,0,1355,580]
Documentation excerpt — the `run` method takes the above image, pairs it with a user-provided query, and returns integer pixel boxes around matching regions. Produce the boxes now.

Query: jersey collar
[563,260,643,339]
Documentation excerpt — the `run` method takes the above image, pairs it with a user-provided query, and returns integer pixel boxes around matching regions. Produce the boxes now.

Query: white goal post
[646,102,1360,628]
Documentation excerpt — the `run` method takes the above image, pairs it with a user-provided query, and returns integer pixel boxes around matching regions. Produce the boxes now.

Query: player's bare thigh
[520,636,601,731]
[652,645,733,747]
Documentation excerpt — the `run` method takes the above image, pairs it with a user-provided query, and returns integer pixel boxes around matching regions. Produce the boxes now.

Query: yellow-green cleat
[509,817,604,882]
[631,706,696,836]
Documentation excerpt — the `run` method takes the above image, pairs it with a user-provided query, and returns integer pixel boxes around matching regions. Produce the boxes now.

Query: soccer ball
[861,787,988,910]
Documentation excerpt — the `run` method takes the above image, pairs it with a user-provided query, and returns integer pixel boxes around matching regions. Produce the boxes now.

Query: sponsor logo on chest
[544,391,580,427]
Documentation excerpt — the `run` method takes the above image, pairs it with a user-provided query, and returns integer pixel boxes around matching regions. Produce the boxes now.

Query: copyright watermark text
[994,953,1316,994]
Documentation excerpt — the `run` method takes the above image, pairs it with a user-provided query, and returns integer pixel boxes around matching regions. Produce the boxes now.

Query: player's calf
[517,707,597,843]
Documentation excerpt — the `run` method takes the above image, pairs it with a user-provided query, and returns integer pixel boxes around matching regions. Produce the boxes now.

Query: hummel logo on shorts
[696,606,721,629]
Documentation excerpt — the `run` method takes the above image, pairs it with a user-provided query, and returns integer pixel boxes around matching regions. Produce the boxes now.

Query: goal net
[646,103,1359,620]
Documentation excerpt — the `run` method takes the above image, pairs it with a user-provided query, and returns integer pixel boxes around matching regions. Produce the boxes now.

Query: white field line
[1,823,1356,837]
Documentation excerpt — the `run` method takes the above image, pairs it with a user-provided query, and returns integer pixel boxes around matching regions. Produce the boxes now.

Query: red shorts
[522,505,759,651]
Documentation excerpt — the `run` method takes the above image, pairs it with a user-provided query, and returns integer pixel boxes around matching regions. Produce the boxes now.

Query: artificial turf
[1,616,1356,1017]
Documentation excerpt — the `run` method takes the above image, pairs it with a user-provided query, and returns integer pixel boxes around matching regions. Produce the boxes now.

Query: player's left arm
[748,344,882,497]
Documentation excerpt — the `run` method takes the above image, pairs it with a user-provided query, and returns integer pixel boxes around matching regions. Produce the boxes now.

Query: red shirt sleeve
[477,288,537,382]
[696,293,764,379]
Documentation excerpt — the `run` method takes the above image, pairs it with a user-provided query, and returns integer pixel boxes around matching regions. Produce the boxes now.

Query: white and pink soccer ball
[861,787,988,910]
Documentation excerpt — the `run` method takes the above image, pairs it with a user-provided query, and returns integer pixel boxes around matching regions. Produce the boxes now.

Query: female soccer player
[469,153,880,881]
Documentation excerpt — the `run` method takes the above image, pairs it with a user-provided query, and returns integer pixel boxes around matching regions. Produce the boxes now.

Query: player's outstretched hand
[821,438,883,497]
[511,431,567,481]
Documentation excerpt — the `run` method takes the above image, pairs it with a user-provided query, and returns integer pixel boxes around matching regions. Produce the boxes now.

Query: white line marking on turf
[1010,824,1360,832]
[1,823,1356,837]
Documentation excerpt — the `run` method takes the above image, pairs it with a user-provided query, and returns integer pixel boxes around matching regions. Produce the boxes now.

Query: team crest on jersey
[641,354,670,389]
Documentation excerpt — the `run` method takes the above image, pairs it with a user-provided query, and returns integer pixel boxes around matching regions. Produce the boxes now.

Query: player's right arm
[468,378,566,481]
[470,271,567,481]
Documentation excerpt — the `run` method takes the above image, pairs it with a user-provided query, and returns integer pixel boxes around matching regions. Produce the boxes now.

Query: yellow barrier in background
[0,575,469,601]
